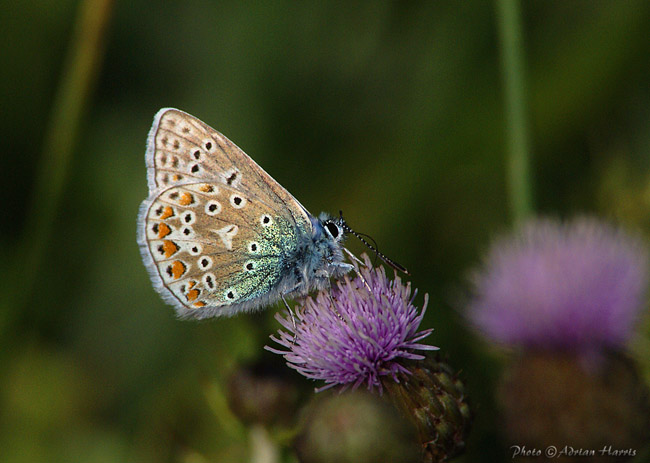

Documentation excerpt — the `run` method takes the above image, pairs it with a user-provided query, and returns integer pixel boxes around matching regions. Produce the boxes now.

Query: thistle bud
[383,354,472,462]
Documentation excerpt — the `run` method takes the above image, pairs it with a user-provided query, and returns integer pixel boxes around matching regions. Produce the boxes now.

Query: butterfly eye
[325,221,340,239]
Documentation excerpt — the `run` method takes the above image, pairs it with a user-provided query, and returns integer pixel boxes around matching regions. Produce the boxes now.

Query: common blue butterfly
[137,108,359,319]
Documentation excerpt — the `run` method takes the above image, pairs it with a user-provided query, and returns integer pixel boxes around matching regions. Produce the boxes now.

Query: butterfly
[137,108,367,319]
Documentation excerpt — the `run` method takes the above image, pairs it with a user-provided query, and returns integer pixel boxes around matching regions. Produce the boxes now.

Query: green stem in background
[1,0,114,335]
[496,0,534,223]
[249,425,280,463]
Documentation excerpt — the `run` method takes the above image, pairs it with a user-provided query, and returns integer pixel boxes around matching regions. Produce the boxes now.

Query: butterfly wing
[145,108,311,227]
[138,108,312,318]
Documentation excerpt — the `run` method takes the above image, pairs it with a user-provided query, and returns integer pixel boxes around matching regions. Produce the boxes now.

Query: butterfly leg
[324,278,346,323]
[281,293,301,346]
[342,249,372,292]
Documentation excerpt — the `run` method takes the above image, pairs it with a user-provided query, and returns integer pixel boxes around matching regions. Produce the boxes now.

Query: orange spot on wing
[178,192,194,205]
[160,206,174,219]
[158,223,171,238]
[188,281,196,289]
[187,289,199,301]
[162,240,178,257]
[200,184,214,193]
[193,301,206,308]
[171,261,186,279]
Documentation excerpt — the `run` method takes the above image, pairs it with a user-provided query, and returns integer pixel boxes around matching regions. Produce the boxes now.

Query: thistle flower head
[467,217,649,353]
[266,254,437,392]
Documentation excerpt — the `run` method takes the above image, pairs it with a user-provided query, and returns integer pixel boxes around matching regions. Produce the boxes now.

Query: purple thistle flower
[467,217,649,353]
[266,254,438,392]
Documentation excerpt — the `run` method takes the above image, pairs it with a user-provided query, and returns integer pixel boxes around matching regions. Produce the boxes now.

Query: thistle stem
[496,0,534,222]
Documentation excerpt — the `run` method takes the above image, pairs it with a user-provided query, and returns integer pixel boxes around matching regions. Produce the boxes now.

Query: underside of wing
[145,108,312,231]
[138,182,304,318]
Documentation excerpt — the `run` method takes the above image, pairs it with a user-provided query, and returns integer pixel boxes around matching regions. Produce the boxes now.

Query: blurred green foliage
[2,1,650,462]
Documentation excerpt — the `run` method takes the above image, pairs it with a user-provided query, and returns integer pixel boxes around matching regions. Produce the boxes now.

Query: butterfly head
[320,212,347,243]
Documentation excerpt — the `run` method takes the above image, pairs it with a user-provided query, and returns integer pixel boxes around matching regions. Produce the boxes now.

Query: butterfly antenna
[339,211,410,275]
[355,231,381,267]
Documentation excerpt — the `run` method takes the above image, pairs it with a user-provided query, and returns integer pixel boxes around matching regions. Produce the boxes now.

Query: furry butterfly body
[137,108,352,319]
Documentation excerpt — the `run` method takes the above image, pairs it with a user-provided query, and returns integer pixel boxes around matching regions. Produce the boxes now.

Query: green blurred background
[2,1,650,462]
